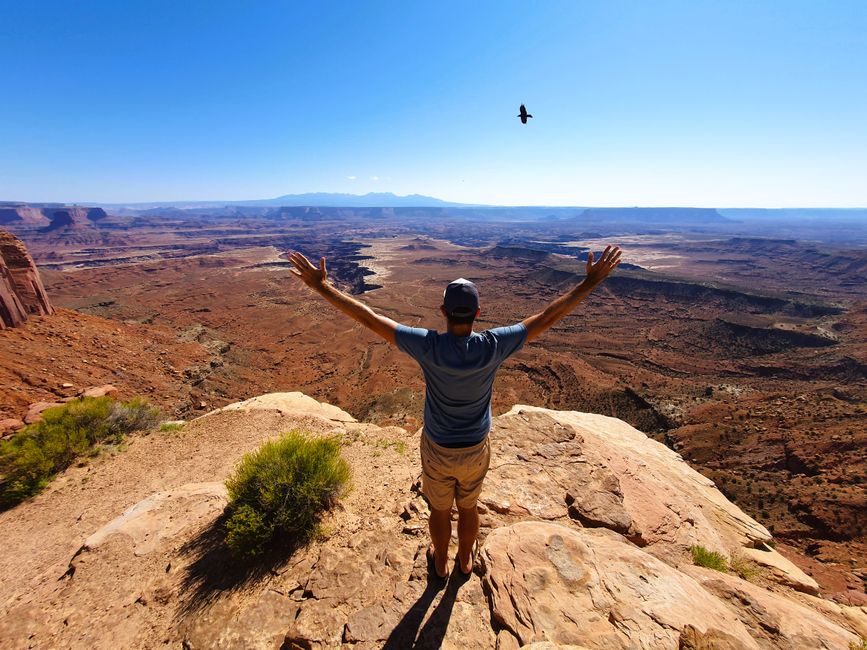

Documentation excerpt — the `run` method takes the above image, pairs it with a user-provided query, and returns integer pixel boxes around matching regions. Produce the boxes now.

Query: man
[288,245,622,578]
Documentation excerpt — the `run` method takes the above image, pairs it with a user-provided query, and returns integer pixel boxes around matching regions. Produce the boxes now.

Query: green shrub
[690,545,728,572]
[159,422,185,433]
[224,431,351,557]
[730,553,762,581]
[106,397,162,436]
[0,396,161,508]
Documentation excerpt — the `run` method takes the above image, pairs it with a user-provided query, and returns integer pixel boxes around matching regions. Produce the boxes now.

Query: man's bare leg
[428,506,452,578]
[457,504,479,575]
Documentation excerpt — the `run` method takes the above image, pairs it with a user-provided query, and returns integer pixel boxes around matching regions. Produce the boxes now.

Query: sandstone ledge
[196,391,357,423]
[0,393,862,649]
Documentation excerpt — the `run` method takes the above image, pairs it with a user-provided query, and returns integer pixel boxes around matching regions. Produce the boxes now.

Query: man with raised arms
[289,245,622,578]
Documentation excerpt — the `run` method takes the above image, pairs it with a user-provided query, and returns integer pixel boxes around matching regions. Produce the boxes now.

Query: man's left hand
[584,245,622,287]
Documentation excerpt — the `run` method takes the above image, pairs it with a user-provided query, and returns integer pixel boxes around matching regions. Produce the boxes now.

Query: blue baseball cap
[443,278,479,317]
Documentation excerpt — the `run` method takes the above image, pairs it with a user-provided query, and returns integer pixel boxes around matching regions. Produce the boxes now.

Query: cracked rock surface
[0,393,863,649]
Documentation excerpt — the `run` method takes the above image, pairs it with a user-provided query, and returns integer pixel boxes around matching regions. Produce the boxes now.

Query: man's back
[395,323,527,446]
[288,245,621,577]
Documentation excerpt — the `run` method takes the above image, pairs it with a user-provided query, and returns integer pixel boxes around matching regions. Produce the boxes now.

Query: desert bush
[224,431,351,557]
[690,545,728,572]
[730,553,763,581]
[0,396,162,508]
[105,397,162,438]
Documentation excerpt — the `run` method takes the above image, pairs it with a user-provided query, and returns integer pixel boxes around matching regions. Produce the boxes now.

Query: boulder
[481,521,761,649]
[78,482,227,557]
[684,565,861,649]
[79,384,119,399]
[199,391,356,423]
[482,408,772,563]
[677,625,753,650]
[0,417,25,436]
[792,593,867,640]
[24,400,64,424]
[740,545,820,595]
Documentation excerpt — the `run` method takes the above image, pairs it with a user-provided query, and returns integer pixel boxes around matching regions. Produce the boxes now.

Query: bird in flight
[518,104,533,124]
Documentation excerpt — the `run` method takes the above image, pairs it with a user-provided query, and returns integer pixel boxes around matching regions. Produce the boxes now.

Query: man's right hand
[584,245,622,287]
[288,251,328,291]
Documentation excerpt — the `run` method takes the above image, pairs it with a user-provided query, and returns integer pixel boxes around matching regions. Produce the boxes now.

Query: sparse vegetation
[224,431,351,557]
[849,638,867,650]
[159,422,185,433]
[0,396,162,508]
[730,553,763,581]
[375,438,407,455]
[690,545,728,572]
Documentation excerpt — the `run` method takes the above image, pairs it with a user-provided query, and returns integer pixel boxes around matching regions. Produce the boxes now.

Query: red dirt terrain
[2,207,866,603]
[0,308,211,418]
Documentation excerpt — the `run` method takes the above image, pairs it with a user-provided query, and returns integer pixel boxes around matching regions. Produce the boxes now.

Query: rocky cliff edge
[0,229,54,329]
[0,392,864,649]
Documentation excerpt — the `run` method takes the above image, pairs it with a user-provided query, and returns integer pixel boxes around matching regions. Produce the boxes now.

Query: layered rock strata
[0,230,53,329]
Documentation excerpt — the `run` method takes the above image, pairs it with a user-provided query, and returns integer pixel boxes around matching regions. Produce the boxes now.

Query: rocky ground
[0,393,864,649]
[0,308,210,423]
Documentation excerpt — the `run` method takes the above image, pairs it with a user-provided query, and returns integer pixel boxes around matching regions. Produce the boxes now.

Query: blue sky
[1,1,865,206]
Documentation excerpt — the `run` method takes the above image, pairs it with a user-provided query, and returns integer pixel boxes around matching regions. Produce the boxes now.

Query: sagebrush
[224,431,351,557]
[690,545,728,572]
[730,552,762,581]
[0,396,162,508]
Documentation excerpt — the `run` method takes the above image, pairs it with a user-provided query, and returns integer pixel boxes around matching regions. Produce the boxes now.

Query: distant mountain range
[4,193,866,215]
[94,192,471,210]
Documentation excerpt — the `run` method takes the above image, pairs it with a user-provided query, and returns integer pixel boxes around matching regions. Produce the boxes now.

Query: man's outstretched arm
[288,251,400,345]
[521,245,622,343]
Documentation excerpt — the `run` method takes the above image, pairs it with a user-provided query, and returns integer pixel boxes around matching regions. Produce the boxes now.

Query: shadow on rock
[175,512,304,617]
[382,565,471,649]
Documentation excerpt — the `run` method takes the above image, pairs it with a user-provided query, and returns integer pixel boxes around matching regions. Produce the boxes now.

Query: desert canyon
[1,201,865,648]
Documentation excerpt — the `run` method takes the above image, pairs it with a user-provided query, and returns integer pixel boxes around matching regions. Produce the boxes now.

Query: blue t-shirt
[395,322,528,446]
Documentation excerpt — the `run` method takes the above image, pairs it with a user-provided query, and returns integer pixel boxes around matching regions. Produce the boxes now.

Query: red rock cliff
[0,230,54,329]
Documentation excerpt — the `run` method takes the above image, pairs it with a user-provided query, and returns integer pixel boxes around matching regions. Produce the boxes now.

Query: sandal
[427,544,448,579]
[457,540,479,576]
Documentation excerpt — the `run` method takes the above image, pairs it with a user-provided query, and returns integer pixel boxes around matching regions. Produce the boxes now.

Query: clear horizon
[6,190,867,210]
[2,1,866,208]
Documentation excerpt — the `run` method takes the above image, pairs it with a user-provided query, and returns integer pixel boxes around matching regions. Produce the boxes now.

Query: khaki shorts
[420,433,491,511]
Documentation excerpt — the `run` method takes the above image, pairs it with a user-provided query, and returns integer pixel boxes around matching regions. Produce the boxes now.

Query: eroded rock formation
[0,204,108,230]
[42,206,108,232]
[0,230,54,329]
[1,393,864,649]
